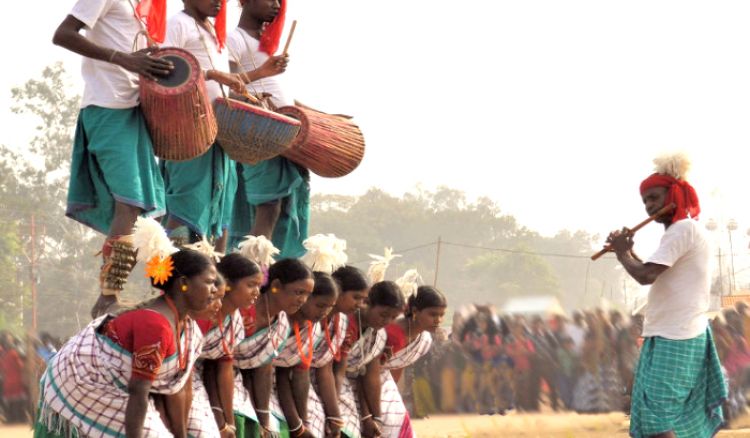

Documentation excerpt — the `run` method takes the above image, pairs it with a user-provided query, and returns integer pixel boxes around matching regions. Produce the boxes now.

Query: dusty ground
[3,413,750,437]
[410,412,750,438]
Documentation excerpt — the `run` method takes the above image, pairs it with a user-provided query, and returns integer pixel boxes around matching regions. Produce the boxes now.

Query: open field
[4,412,750,437]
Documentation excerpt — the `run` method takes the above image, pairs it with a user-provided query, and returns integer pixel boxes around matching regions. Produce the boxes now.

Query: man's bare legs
[91,201,141,318]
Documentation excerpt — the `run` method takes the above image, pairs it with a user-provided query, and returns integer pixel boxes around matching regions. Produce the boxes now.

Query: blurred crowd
[400,302,750,425]
[0,331,62,424]
[5,303,750,425]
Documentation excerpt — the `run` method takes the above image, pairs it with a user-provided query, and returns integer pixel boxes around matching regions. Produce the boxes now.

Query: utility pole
[433,236,442,287]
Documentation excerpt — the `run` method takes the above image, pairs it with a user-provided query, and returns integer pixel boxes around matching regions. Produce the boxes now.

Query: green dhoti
[629,328,727,438]
[66,106,166,234]
[228,156,310,259]
[161,143,237,240]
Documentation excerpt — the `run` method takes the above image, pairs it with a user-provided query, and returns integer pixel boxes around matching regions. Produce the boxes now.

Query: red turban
[640,173,700,223]
[214,0,228,52]
[259,0,287,55]
[136,0,167,44]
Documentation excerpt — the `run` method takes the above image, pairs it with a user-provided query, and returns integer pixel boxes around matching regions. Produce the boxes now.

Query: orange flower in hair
[146,255,174,285]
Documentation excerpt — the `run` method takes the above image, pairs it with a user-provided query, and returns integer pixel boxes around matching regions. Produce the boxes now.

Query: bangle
[289,421,304,432]
[360,414,372,422]
[255,408,270,414]
[326,416,344,427]
[108,49,118,63]
[292,425,307,438]
[211,406,224,414]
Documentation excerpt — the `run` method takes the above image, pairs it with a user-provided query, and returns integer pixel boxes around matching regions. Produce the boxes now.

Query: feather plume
[183,237,223,262]
[301,234,348,274]
[236,235,280,268]
[367,247,401,283]
[132,217,178,262]
[395,269,422,300]
[653,152,691,180]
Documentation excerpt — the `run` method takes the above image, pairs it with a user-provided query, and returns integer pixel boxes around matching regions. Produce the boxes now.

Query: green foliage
[310,187,625,312]
[1,63,109,335]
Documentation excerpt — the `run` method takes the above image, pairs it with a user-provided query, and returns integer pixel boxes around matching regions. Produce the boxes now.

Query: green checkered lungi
[629,327,727,438]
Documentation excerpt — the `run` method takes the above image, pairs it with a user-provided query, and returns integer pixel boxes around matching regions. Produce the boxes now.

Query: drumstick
[282,20,297,56]
[240,89,261,104]
[590,203,676,261]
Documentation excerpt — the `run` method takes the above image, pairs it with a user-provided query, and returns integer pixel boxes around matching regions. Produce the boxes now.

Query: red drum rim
[139,47,201,96]
[214,97,302,126]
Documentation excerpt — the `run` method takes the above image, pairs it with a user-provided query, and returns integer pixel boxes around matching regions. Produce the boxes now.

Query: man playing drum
[606,153,727,438]
[53,0,174,318]
[226,0,310,259]
[160,0,246,251]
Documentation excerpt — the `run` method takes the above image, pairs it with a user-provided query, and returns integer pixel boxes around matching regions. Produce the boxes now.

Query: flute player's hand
[606,227,634,256]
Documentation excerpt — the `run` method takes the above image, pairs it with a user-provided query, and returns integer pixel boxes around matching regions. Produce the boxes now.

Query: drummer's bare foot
[91,295,119,319]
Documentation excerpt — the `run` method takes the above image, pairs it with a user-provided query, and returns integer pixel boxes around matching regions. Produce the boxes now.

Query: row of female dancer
[33,220,447,438]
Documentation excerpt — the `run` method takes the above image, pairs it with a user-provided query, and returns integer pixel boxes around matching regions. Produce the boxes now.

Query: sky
[2,1,750,287]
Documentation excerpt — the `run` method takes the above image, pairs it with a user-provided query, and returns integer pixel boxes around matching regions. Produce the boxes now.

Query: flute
[590,203,676,261]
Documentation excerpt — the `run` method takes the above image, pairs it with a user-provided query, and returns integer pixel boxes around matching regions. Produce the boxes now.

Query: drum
[139,47,217,161]
[213,97,301,164]
[277,105,365,178]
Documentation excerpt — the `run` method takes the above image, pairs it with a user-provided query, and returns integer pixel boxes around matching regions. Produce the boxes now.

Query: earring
[181,285,188,292]
[271,287,279,294]
[225,286,232,292]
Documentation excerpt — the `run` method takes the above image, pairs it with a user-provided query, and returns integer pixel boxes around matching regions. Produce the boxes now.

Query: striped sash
[308,314,349,438]
[380,333,433,438]
[233,312,290,428]
[187,310,245,438]
[340,328,387,438]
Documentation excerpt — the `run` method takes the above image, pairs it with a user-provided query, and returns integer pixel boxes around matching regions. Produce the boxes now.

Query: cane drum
[139,47,217,161]
[213,97,301,164]
[277,105,365,178]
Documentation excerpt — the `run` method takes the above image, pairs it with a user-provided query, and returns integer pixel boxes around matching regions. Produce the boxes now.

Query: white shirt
[642,219,713,340]
[226,28,293,109]
[70,0,147,109]
[164,11,229,103]
[564,323,586,354]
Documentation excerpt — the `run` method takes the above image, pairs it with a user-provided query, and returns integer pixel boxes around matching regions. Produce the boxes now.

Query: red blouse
[382,323,408,362]
[240,305,258,337]
[103,309,176,381]
[337,315,361,362]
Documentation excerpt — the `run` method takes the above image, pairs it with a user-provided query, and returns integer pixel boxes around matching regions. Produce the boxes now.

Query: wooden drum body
[277,105,365,178]
[214,97,301,165]
[140,47,217,161]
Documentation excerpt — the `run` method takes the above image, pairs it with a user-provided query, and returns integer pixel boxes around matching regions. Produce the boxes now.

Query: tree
[0,64,153,336]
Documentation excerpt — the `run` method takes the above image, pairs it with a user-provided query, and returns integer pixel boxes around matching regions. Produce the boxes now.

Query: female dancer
[339,282,404,438]
[307,266,370,438]
[188,252,264,437]
[233,258,314,437]
[272,272,339,437]
[379,286,447,438]
[35,219,215,437]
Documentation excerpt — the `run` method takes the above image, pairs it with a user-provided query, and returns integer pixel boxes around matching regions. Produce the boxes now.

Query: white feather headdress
[236,235,280,268]
[183,236,223,262]
[132,217,178,262]
[367,247,401,283]
[653,152,691,181]
[301,234,348,274]
[395,269,422,301]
